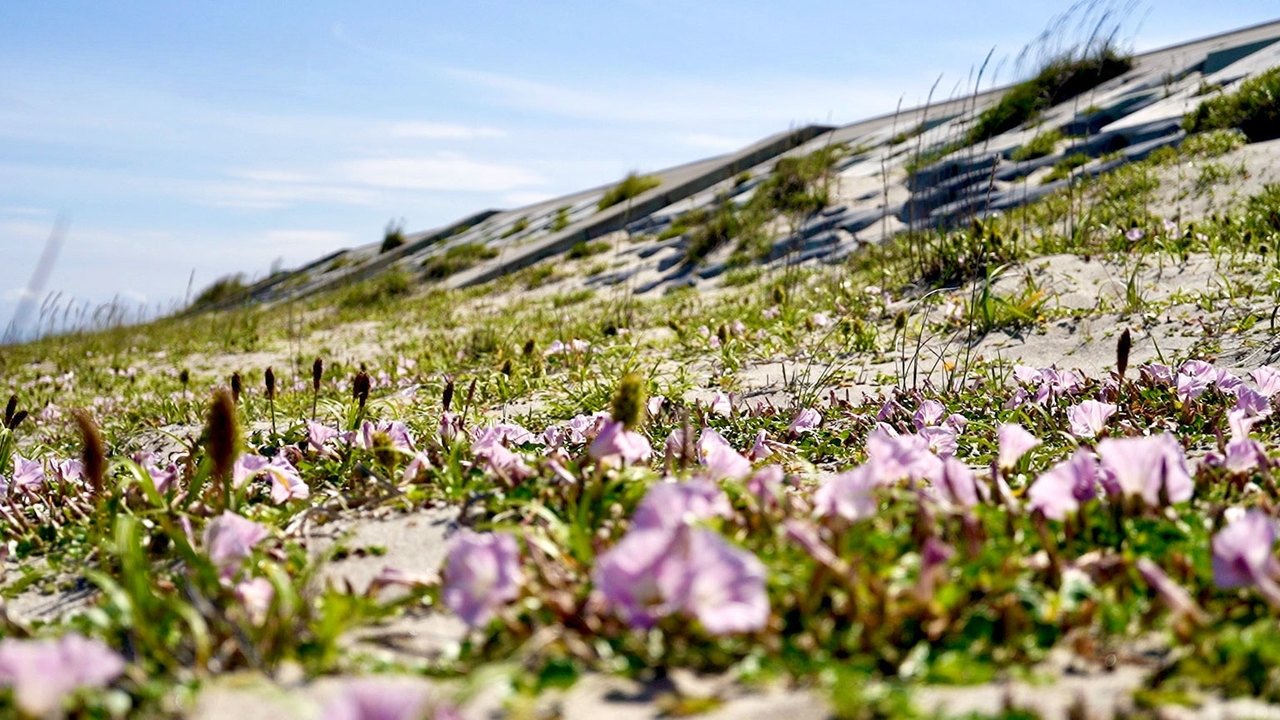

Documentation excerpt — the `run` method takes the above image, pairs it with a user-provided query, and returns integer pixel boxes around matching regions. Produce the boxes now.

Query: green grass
[597,172,661,211]
[421,242,499,280]
[190,274,248,309]
[1010,128,1062,162]
[1184,66,1280,142]
[1042,152,1090,183]
[968,47,1131,145]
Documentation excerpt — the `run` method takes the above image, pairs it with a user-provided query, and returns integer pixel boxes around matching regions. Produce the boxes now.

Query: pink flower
[913,400,946,430]
[233,454,309,503]
[1067,399,1117,438]
[813,465,881,521]
[357,420,416,453]
[1141,363,1173,385]
[697,429,751,480]
[745,465,784,506]
[934,456,980,509]
[997,423,1041,469]
[1096,433,1192,506]
[322,677,456,720]
[203,511,270,573]
[10,455,45,493]
[631,480,731,531]
[670,528,769,634]
[307,421,343,457]
[471,423,536,452]
[0,634,124,716]
[1212,510,1280,604]
[1252,366,1280,397]
[787,407,822,436]
[746,430,772,461]
[588,420,653,466]
[1176,360,1218,402]
[441,530,523,628]
[708,392,734,417]
[1027,449,1098,520]
[1234,385,1273,419]
[865,428,942,484]
[234,577,275,625]
[593,524,767,634]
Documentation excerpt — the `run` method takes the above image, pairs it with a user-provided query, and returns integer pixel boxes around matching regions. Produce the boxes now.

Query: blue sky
[2,1,1277,334]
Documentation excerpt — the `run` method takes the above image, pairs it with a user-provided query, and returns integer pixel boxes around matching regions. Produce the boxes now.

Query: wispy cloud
[382,122,507,140]
[337,154,545,192]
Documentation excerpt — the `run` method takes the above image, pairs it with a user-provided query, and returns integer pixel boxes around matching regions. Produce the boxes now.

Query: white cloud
[383,122,507,140]
[337,154,545,192]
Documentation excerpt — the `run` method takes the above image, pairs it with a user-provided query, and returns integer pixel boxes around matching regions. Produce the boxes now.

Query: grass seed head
[208,387,238,482]
[264,366,276,400]
[230,372,242,403]
[312,357,323,392]
[353,369,371,409]
[610,373,648,430]
[1116,328,1132,380]
[72,409,105,496]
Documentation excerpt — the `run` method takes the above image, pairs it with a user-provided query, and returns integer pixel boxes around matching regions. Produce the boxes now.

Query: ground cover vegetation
[4,54,1280,720]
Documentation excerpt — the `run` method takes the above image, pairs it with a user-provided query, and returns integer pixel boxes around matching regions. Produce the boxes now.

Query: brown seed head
[1116,328,1132,381]
[264,366,276,400]
[72,409,106,496]
[207,388,238,482]
[5,395,16,427]
[312,357,323,392]
[230,372,242,403]
[442,375,455,412]
[353,370,371,409]
[179,369,189,387]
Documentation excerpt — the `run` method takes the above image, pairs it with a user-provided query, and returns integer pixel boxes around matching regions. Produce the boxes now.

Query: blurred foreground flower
[0,634,124,717]
[442,530,523,628]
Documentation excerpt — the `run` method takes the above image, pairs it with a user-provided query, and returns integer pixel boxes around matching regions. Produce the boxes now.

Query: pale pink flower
[1212,510,1280,605]
[1136,558,1206,622]
[746,430,772,461]
[1027,449,1099,521]
[631,480,731,532]
[1251,366,1280,397]
[442,530,523,628]
[203,511,270,573]
[0,634,124,717]
[697,429,751,480]
[813,465,881,521]
[234,577,275,625]
[787,407,821,436]
[1097,433,1193,506]
[997,423,1041,469]
[588,420,653,466]
[1067,399,1117,438]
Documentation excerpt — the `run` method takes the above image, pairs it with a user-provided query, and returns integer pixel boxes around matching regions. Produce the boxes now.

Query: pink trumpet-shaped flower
[1096,433,1193,506]
[935,456,980,508]
[441,530,523,628]
[11,455,45,492]
[1252,366,1280,397]
[787,407,822,436]
[322,677,459,720]
[204,511,270,573]
[697,429,751,480]
[1027,449,1098,521]
[588,420,653,466]
[813,465,881,522]
[0,634,124,717]
[670,528,769,634]
[1067,399,1117,438]
[1212,510,1280,605]
[997,423,1041,470]
[631,480,731,532]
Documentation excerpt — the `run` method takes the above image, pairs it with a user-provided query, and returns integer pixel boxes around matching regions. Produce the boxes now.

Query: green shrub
[501,216,530,239]
[566,240,609,260]
[684,205,744,264]
[759,147,839,215]
[380,220,406,253]
[1180,128,1246,158]
[551,206,571,232]
[1184,67,1280,142]
[338,268,412,308]
[190,274,248,309]
[421,242,499,280]
[1042,152,1090,184]
[1011,128,1062,161]
[968,47,1131,144]
[597,172,661,211]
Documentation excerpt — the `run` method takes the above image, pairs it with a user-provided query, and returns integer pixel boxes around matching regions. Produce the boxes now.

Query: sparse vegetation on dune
[596,171,661,211]
[9,18,1280,718]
